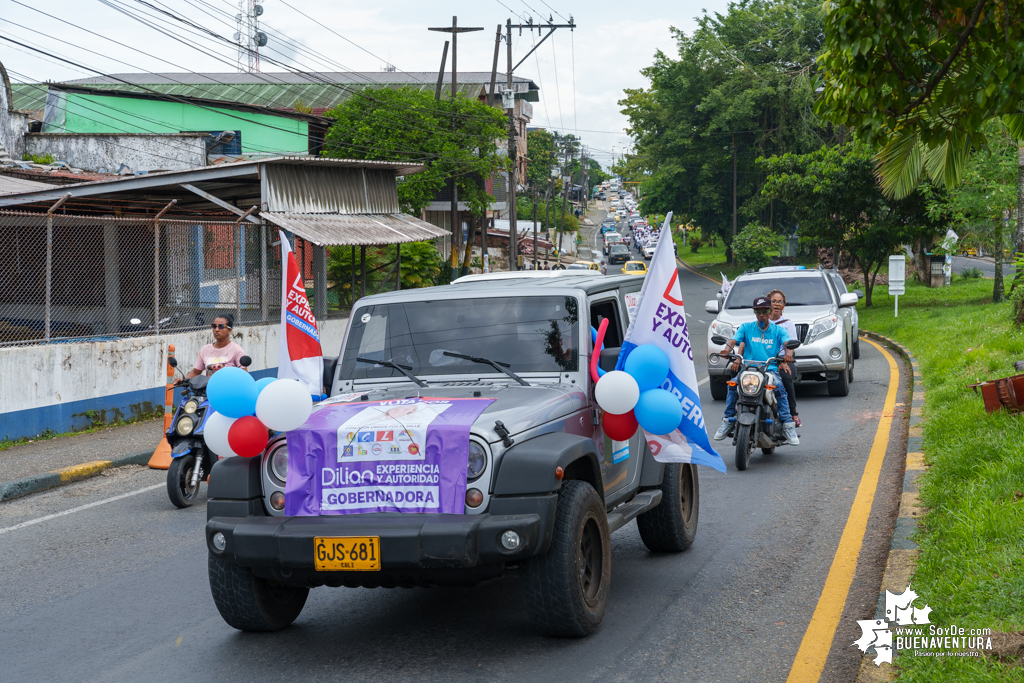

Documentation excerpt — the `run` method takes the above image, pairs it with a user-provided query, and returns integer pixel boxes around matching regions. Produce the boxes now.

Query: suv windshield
[610,245,629,254]
[341,296,579,380]
[726,276,833,308]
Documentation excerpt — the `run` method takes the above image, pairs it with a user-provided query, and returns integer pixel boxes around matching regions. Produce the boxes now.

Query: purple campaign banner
[284,397,494,516]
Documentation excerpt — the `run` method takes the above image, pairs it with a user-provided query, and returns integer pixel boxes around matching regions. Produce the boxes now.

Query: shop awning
[262,212,448,246]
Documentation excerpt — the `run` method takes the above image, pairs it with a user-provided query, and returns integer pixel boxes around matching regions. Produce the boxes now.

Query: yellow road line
[786,337,900,682]
[676,258,722,285]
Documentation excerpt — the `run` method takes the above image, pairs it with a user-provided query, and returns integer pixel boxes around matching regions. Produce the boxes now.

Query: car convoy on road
[198,178,864,640]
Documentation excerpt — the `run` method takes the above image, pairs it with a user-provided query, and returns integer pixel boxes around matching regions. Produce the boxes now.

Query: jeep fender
[493,432,603,501]
[207,455,266,521]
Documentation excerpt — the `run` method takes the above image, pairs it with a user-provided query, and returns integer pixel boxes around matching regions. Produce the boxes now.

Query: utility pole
[506,19,518,271]
[429,17,483,281]
[731,135,738,265]
[532,190,538,269]
[558,140,571,265]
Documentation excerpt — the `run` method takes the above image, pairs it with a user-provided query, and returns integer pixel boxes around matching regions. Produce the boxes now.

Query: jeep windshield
[725,276,832,308]
[341,296,579,381]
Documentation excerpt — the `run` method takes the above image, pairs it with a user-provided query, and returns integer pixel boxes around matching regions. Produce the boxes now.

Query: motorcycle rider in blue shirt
[713,296,800,445]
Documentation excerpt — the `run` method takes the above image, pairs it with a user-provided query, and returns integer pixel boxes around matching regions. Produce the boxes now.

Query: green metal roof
[11,72,540,112]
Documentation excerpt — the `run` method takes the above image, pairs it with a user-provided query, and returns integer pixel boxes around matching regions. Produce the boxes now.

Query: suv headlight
[467,441,487,481]
[739,371,763,396]
[269,444,288,483]
[710,320,735,339]
[805,315,838,344]
[175,416,194,436]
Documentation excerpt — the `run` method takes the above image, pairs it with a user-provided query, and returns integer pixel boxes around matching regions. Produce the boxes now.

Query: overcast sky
[1,0,733,169]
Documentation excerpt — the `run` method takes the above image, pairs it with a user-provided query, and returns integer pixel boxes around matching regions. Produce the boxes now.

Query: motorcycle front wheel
[167,454,201,508]
[734,423,753,471]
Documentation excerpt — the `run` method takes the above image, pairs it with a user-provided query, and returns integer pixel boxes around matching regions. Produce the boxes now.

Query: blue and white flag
[617,212,726,473]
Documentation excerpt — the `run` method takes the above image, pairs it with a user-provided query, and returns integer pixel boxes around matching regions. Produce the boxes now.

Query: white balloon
[594,371,640,414]
[255,379,314,432]
[203,411,238,457]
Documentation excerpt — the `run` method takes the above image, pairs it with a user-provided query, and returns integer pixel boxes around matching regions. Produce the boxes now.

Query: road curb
[0,451,151,503]
[855,331,928,682]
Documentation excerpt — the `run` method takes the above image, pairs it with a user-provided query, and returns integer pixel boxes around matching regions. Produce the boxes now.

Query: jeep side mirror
[710,334,728,346]
[167,356,178,368]
[784,340,801,350]
[704,299,720,314]
[599,347,621,373]
[239,355,252,368]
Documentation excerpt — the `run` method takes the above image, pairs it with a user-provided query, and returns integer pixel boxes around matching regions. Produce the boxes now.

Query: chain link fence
[0,212,260,346]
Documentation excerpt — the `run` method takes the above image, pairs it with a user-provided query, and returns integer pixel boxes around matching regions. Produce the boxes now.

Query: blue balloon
[634,388,683,435]
[207,367,258,418]
[254,377,276,395]
[624,344,671,391]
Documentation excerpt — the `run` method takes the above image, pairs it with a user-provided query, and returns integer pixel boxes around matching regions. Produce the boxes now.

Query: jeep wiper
[356,357,428,387]
[442,352,530,386]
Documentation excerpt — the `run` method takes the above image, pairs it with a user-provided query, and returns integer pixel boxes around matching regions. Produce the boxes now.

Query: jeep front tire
[522,480,610,637]
[209,554,308,631]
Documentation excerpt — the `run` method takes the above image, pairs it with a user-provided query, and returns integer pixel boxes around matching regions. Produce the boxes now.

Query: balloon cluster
[594,345,682,440]
[202,367,313,458]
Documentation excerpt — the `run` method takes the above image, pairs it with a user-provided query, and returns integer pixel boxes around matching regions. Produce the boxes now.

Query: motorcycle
[710,334,801,471]
[164,354,251,507]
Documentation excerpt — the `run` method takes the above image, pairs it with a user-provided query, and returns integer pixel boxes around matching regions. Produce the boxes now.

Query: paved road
[0,247,907,682]
[950,255,1016,279]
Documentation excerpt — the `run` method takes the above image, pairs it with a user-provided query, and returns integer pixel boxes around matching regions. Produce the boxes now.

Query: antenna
[235,0,268,73]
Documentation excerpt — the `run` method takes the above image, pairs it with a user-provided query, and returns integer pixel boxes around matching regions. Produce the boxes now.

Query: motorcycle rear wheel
[167,454,201,508]
[734,424,752,471]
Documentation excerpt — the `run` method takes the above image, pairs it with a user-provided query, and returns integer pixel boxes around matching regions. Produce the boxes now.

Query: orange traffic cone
[149,344,175,470]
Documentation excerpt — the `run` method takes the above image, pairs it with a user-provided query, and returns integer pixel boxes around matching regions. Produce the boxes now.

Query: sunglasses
[753,308,770,314]
[211,323,231,330]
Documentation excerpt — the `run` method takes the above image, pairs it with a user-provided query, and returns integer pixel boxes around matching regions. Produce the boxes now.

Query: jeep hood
[314,383,586,445]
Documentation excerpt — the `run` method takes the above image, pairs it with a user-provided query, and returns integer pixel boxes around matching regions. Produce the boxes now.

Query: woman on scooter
[177,313,247,385]
[767,289,800,428]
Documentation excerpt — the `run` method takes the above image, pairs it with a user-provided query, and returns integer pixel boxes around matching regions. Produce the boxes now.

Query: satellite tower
[234,0,268,73]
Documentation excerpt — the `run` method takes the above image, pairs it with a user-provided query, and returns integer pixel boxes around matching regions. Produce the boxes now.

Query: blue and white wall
[0,318,349,442]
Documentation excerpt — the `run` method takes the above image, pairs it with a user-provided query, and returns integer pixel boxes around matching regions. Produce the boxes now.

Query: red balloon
[227,415,269,457]
[603,410,638,441]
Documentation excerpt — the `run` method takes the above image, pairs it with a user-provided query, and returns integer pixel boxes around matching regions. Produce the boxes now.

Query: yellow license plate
[314,536,381,571]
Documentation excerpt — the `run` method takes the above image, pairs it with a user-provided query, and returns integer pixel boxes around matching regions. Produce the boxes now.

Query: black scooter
[164,354,251,507]
[710,335,800,471]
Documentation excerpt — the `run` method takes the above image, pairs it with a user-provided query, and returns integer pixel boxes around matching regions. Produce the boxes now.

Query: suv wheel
[209,554,308,631]
[523,481,610,637]
[827,358,851,397]
[709,378,728,401]
[636,463,699,552]
[853,338,861,359]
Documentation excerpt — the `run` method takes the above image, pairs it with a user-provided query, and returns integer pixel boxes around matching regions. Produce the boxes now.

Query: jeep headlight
[467,441,486,481]
[805,315,838,344]
[739,371,763,396]
[175,416,194,436]
[183,400,199,414]
[710,320,734,339]
[269,445,288,482]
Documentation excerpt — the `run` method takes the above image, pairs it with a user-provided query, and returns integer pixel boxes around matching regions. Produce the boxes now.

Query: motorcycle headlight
[175,416,194,436]
[467,441,487,481]
[710,320,734,339]
[739,371,763,396]
[269,445,288,482]
[805,315,838,344]
[183,400,199,415]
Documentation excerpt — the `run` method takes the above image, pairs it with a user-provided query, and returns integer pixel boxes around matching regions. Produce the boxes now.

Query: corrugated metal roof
[11,72,540,111]
[0,173,58,195]
[263,164,399,214]
[263,212,448,246]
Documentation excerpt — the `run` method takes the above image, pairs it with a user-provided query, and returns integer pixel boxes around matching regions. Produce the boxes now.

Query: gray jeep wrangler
[205,273,700,637]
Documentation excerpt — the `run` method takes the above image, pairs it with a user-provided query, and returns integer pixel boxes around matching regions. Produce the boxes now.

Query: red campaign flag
[277,230,323,394]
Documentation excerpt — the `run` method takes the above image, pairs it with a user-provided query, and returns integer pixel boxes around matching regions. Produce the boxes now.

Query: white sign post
[888,255,906,317]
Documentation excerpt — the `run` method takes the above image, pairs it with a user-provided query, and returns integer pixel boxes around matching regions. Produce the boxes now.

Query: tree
[760,144,941,305]
[322,86,508,217]
[927,123,1018,301]
[619,0,831,245]
[815,0,1024,267]
[732,222,779,269]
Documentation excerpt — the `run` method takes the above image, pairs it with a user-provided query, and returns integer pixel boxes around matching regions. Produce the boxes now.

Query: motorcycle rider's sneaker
[784,422,799,445]
[714,418,734,441]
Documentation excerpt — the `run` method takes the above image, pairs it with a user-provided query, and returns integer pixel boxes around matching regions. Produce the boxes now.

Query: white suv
[704,267,859,399]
